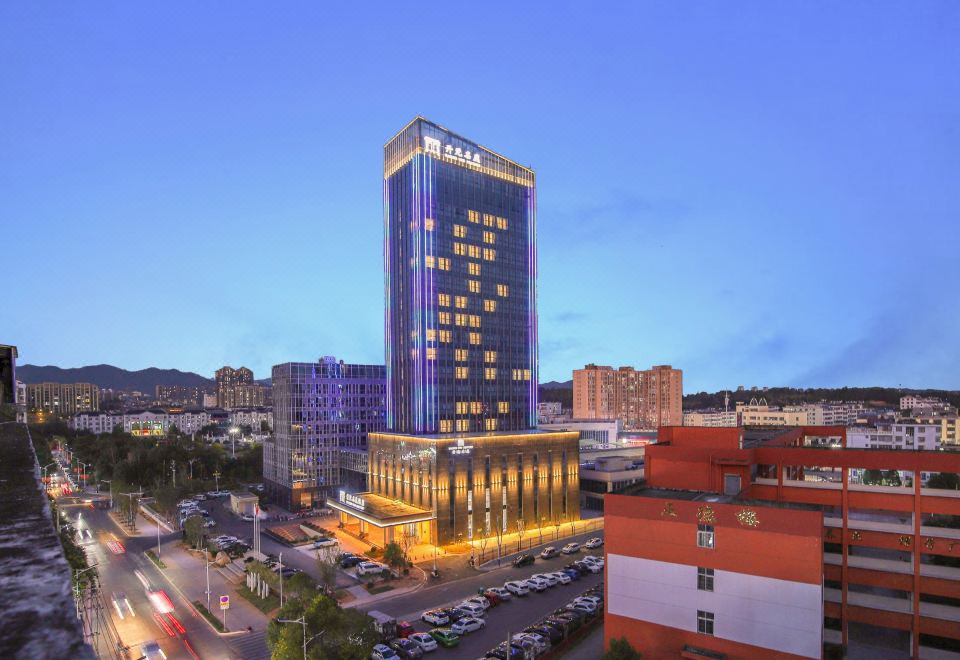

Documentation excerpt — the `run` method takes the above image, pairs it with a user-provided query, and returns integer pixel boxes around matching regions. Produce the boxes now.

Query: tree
[515,519,526,552]
[539,516,547,545]
[267,594,378,660]
[184,515,204,549]
[553,515,563,540]
[604,636,642,660]
[285,571,318,603]
[861,469,883,486]
[382,542,406,573]
[926,472,960,491]
[883,470,902,487]
[316,551,339,595]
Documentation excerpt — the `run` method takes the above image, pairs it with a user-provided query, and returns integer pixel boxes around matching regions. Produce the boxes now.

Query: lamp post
[100,480,112,509]
[277,616,325,660]
[278,552,284,607]
[205,558,216,611]
[41,462,56,490]
[229,427,239,459]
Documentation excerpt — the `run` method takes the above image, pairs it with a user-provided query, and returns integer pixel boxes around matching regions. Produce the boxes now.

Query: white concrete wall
[608,553,823,658]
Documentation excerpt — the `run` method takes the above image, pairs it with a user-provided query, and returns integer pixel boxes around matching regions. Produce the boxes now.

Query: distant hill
[17,364,213,392]
[540,380,572,389]
[684,387,960,410]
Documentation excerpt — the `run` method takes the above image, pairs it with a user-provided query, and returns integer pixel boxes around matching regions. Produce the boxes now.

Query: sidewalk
[153,539,267,634]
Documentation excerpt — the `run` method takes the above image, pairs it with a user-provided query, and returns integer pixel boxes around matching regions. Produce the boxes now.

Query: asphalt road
[360,535,605,658]
[58,470,234,660]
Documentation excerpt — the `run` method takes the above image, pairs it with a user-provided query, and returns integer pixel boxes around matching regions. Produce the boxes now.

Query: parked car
[530,573,558,587]
[358,561,386,576]
[371,643,399,660]
[440,607,468,623]
[585,537,604,549]
[561,568,581,581]
[504,580,529,597]
[451,616,485,635]
[513,553,535,567]
[484,586,512,602]
[513,633,547,657]
[577,595,602,607]
[525,624,562,646]
[396,621,416,639]
[539,546,559,559]
[560,542,580,554]
[485,642,525,660]
[457,601,486,618]
[568,599,597,614]
[578,561,601,574]
[408,632,438,653]
[389,638,424,659]
[549,571,572,585]
[524,576,548,592]
[566,562,589,575]
[543,616,576,637]
[420,610,449,626]
[340,553,362,568]
[313,537,338,548]
[428,629,460,649]
[463,596,491,611]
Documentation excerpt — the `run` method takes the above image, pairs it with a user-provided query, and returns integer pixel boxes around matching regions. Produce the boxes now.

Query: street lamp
[100,480,113,509]
[205,557,216,611]
[41,462,57,487]
[278,552,284,607]
[229,427,239,459]
[277,615,325,660]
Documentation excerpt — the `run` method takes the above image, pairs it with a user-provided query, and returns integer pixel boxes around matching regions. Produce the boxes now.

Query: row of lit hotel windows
[417,366,530,381]
[425,329,483,344]
[467,210,510,230]
[455,401,512,414]
[437,294,500,313]
[439,418,504,432]
[438,312,482,327]
[453,243,497,261]
[422,349,498,363]
[454,224,498,245]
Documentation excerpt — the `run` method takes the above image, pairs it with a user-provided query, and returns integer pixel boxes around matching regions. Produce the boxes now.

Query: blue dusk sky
[3,3,958,392]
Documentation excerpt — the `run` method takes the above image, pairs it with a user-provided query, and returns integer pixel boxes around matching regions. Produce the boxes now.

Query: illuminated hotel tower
[384,117,537,435]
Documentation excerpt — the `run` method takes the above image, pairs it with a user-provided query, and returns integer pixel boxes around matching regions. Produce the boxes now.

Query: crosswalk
[227,630,270,660]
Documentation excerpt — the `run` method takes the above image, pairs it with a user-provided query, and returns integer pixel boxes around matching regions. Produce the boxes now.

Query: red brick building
[604,426,960,659]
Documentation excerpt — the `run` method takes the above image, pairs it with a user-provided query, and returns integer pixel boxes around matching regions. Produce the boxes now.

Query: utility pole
[279,552,284,607]
[171,460,177,488]
[213,469,221,494]
[205,558,215,611]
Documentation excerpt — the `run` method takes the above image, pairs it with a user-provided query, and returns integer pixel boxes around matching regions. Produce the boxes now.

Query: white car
[561,542,580,554]
[550,571,572,585]
[421,610,450,626]
[451,616,485,635]
[462,596,491,611]
[370,643,398,660]
[580,562,602,574]
[504,580,529,596]
[569,599,597,614]
[409,632,438,652]
[585,537,604,549]
[531,573,558,587]
[524,576,548,592]
[514,633,548,655]
[485,586,513,601]
[583,555,604,568]
[313,538,338,548]
[577,595,602,607]
[357,561,386,576]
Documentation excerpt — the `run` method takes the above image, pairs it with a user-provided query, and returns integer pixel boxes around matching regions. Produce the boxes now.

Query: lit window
[438,293,450,307]
[456,419,470,432]
[454,224,466,238]
[497,284,509,297]
[484,299,497,313]
[497,217,508,230]
[483,248,496,261]
[455,296,468,309]
[425,218,435,231]
[440,419,452,433]
[469,315,481,328]
[454,243,465,256]
[439,312,451,325]
[426,347,437,360]
[524,369,531,380]
[456,402,468,415]
[468,280,480,293]
[483,213,494,227]
[438,257,451,271]
[483,231,496,244]
[455,349,469,362]
[468,245,480,259]
[468,262,481,276]
[471,401,482,414]
[469,332,481,345]
[455,313,467,326]
[484,351,497,363]
[425,256,436,268]
[485,418,497,431]
[697,567,714,591]
[485,367,497,380]
[426,329,436,341]
[439,330,452,343]
[456,367,469,379]
[468,210,480,223]
[498,401,510,413]
[697,524,715,549]
[697,611,714,636]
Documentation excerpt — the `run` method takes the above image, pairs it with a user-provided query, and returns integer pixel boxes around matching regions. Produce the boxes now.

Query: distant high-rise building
[26,382,100,416]
[573,364,683,429]
[215,366,265,409]
[327,118,579,547]
[155,384,207,406]
[264,358,386,511]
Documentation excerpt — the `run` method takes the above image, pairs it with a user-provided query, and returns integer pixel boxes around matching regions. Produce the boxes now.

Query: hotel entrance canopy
[327,490,435,528]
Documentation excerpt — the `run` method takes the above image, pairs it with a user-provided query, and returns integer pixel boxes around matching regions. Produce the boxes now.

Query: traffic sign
[220,595,230,610]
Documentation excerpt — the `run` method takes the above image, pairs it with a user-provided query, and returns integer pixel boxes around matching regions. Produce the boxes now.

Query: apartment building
[604,425,960,659]
[26,382,100,415]
[573,363,682,430]
[847,421,940,451]
[683,409,738,427]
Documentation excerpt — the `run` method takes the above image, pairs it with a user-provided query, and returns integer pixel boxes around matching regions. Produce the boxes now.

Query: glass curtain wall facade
[384,117,538,436]
[265,359,386,510]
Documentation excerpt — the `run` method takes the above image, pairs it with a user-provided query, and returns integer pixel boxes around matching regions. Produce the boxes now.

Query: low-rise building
[683,409,738,427]
[539,419,621,446]
[847,420,940,451]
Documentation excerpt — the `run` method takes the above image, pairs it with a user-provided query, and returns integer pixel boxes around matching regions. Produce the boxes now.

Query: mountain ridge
[17,364,214,392]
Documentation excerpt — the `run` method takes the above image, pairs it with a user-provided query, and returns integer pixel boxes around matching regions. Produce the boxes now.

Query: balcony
[824,587,960,623]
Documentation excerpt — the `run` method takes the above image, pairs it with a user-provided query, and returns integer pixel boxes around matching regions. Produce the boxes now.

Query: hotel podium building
[328,117,579,547]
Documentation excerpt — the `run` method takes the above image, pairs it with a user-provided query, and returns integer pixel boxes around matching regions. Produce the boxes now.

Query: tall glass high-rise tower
[384,117,538,435]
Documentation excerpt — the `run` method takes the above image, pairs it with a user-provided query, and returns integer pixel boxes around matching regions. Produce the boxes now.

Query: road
[359,533,605,658]
[53,458,234,659]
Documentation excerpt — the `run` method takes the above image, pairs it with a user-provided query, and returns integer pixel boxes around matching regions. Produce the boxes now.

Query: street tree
[382,542,407,573]
[316,552,338,596]
[184,515,204,549]
[604,636,642,660]
[516,519,526,552]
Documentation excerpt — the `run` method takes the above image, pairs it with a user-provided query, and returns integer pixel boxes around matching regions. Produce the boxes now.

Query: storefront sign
[448,438,474,456]
[424,136,482,164]
[339,490,366,511]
